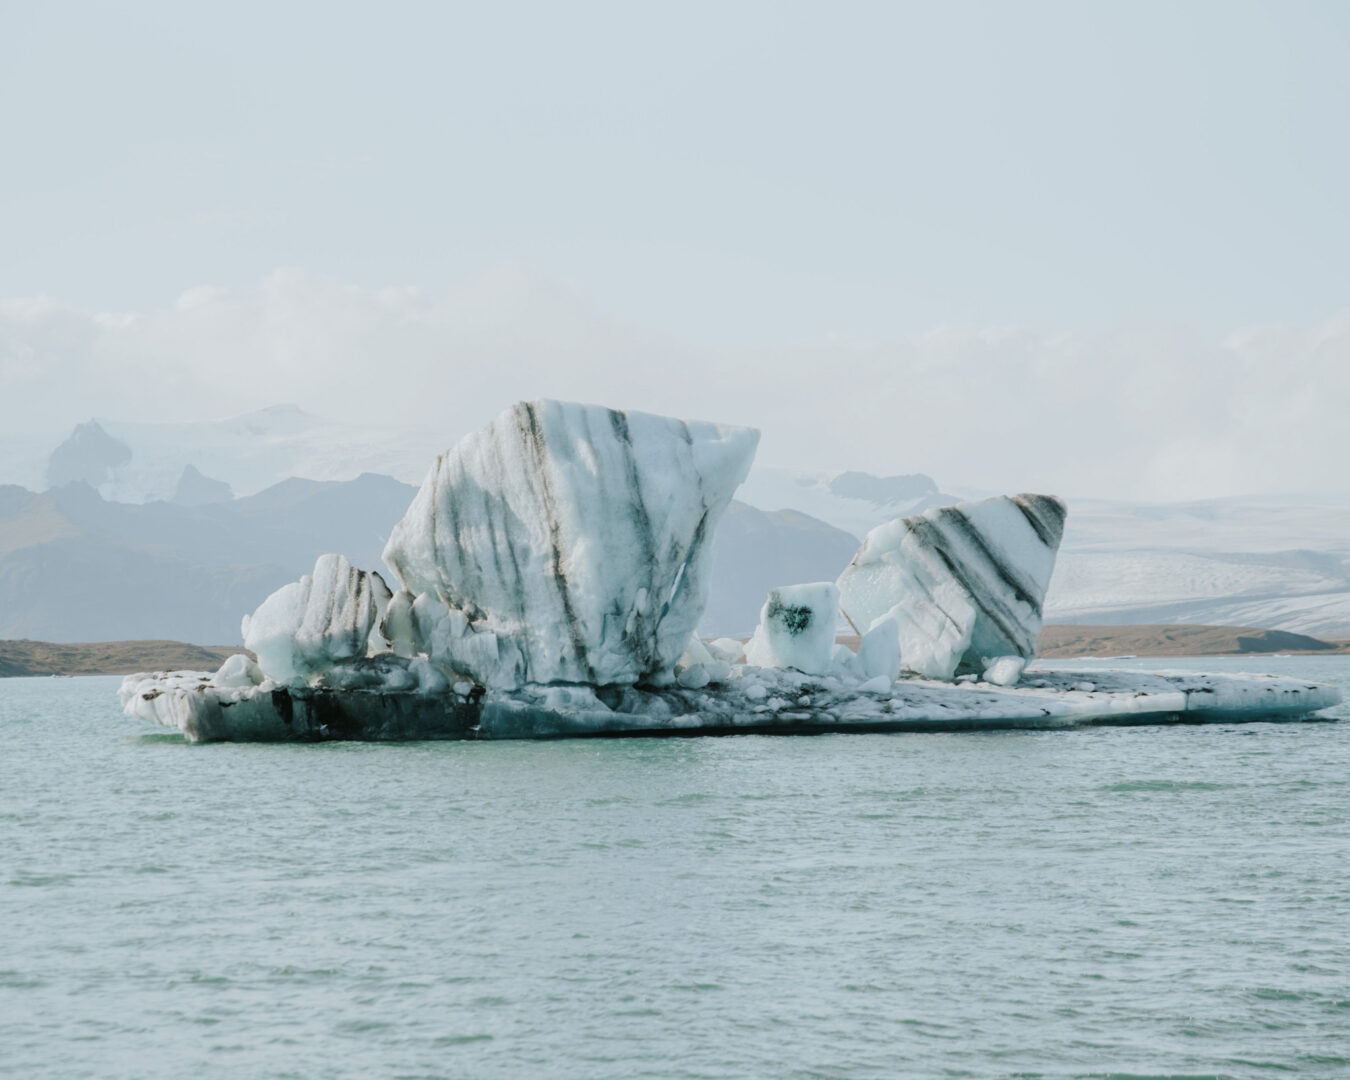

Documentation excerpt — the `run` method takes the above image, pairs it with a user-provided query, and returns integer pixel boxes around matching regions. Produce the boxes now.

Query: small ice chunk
[706,637,746,664]
[678,664,711,689]
[857,614,901,682]
[858,674,892,694]
[830,642,861,681]
[1072,681,1096,693]
[744,582,839,675]
[677,636,713,671]
[982,656,1026,687]
[453,680,474,697]
[211,653,262,688]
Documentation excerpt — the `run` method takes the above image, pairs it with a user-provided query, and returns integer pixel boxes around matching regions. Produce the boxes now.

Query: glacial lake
[3,656,1349,1079]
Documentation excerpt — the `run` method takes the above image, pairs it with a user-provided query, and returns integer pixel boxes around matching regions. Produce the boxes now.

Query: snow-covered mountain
[734,467,962,540]
[0,406,444,503]
[734,475,1350,637]
[1043,496,1350,635]
[6,410,1350,639]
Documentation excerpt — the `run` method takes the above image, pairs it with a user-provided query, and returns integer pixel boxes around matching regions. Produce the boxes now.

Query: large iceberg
[115,400,1340,743]
[381,400,758,689]
[836,494,1065,681]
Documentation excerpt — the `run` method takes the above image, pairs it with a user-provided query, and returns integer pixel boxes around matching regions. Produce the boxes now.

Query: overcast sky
[2,1,1348,500]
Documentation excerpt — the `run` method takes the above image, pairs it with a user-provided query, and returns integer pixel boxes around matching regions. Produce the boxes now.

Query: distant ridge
[0,639,250,677]
[1037,624,1350,658]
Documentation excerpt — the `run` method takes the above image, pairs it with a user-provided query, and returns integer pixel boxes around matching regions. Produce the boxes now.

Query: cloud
[2,266,1348,501]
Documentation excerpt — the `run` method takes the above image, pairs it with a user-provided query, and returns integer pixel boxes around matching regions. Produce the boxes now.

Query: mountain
[0,406,443,503]
[0,474,418,643]
[1043,496,1350,635]
[701,503,860,636]
[10,415,1350,640]
[46,420,132,488]
[172,465,232,505]
[0,475,858,644]
[735,467,961,540]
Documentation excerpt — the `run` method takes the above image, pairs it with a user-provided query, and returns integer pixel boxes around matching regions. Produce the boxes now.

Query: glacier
[116,400,1340,743]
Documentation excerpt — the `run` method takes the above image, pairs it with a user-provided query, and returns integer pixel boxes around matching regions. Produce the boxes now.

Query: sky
[2,0,1349,500]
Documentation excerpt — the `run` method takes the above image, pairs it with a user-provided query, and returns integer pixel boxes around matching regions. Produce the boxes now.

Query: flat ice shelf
[119,665,1342,744]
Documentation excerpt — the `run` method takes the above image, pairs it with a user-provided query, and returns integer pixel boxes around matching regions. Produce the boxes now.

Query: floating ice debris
[744,583,839,676]
[211,653,262,689]
[982,656,1027,687]
[382,400,758,689]
[836,494,1065,681]
[857,614,902,683]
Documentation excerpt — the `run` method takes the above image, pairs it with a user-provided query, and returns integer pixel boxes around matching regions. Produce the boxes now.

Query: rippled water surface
[4,657,1350,1079]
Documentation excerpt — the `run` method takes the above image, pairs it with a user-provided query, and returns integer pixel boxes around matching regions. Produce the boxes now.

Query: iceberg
[381,400,758,689]
[836,494,1065,682]
[115,399,1340,743]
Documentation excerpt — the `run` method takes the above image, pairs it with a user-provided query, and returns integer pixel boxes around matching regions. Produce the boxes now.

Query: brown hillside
[1036,624,1350,659]
[0,640,251,677]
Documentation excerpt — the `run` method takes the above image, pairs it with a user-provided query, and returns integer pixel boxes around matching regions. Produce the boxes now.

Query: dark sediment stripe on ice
[940,507,1042,615]
[609,407,661,659]
[1011,494,1066,549]
[912,519,1033,653]
[518,402,596,683]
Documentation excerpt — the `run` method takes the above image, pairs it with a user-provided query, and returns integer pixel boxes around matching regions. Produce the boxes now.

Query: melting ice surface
[118,399,1341,741]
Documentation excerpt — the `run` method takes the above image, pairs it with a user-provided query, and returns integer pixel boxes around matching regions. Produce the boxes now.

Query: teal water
[3,657,1349,1079]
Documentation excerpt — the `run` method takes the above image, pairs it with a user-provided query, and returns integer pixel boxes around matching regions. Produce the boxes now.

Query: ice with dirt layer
[381,400,759,690]
[837,494,1066,682]
[118,661,1342,744]
[744,582,839,675]
[241,553,393,684]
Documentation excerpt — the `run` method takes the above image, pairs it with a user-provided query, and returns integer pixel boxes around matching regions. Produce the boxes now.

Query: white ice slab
[118,664,1341,743]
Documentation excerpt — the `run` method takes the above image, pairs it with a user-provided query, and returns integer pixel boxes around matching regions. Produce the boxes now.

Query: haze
[3,1,1348,501]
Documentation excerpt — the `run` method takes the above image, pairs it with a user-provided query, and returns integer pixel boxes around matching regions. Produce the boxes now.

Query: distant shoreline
[0,640,250,679]
[4,624,1348,679]
[1035,624,1350,659]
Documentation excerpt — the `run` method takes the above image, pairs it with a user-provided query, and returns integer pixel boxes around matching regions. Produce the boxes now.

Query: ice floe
[115,399,1341,743]
[118,660,1341,743]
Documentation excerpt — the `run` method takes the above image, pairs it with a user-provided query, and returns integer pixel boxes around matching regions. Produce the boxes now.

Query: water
[3,657,1349,1079]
